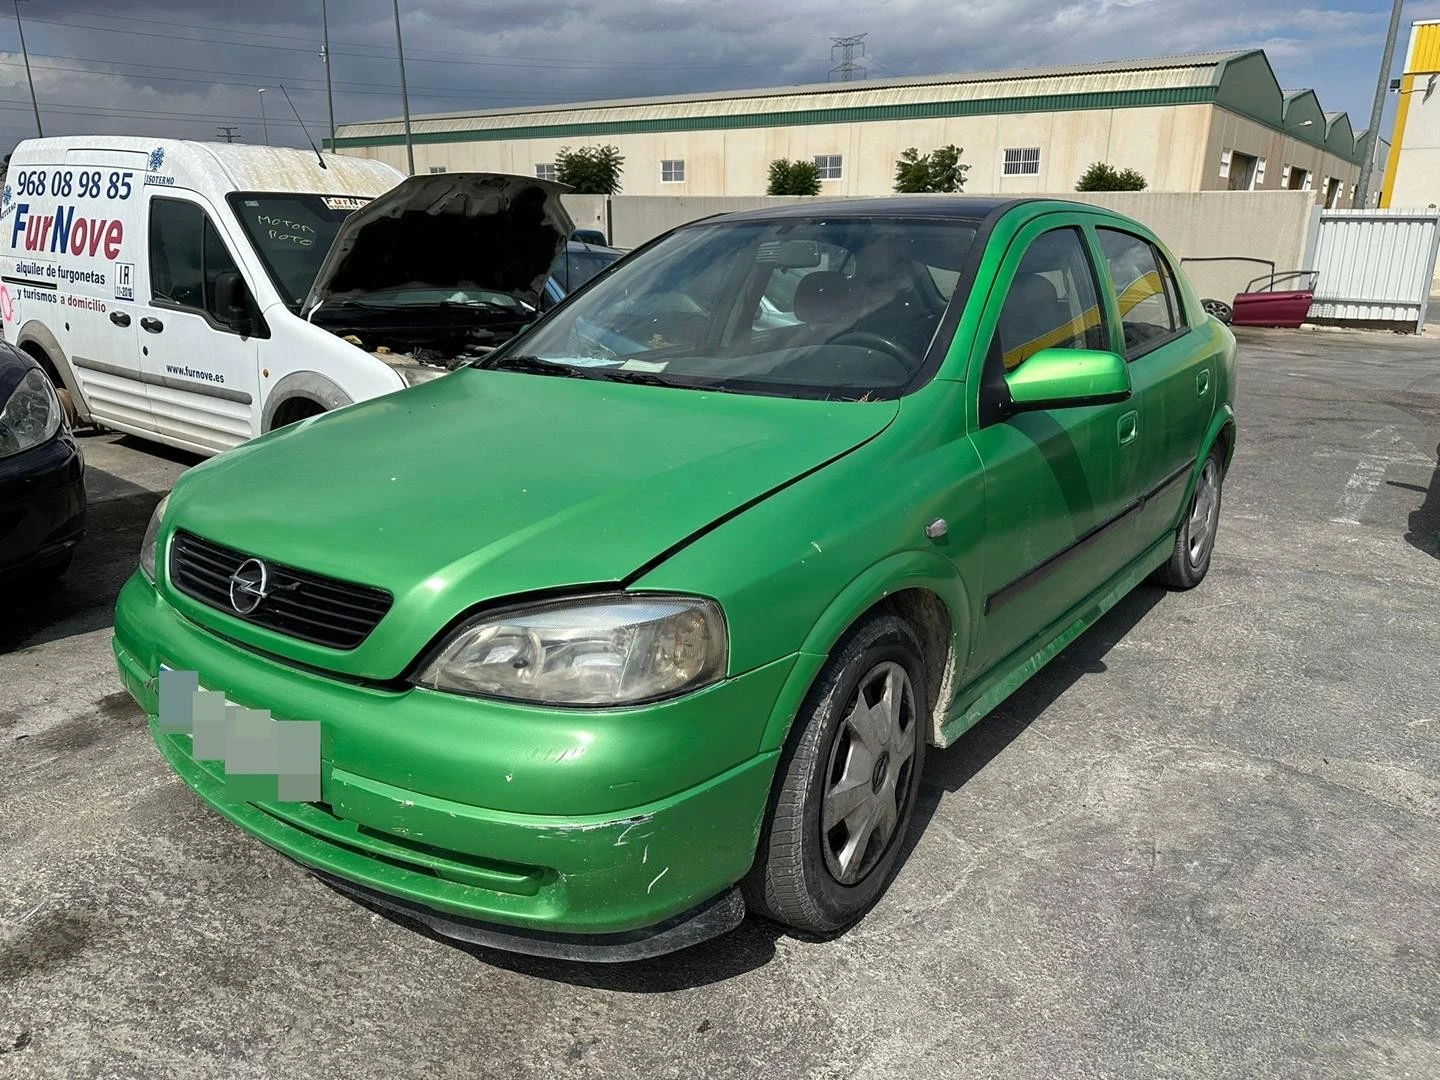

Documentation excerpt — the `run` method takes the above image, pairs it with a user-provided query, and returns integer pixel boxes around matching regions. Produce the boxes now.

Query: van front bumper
[113,572,790,959]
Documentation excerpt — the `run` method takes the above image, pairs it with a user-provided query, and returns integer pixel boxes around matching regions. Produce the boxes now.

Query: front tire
[744,613,928,934]
[1152,448,1224,589]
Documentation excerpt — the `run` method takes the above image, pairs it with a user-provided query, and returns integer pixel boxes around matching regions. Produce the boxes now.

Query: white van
[0,138,573,456]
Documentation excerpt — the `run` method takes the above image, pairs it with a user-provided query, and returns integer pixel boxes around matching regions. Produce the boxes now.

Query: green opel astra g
[114,195,1236,961]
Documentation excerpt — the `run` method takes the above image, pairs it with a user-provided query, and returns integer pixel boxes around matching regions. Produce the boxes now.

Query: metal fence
[1309,209,1440,332]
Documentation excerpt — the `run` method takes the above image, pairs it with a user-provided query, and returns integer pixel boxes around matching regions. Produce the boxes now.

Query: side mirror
[1003,348,1131,413]
[213,270,253,336]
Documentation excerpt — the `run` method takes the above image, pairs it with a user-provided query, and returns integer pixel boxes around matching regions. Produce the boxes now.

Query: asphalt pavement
[1,325,1437,1080]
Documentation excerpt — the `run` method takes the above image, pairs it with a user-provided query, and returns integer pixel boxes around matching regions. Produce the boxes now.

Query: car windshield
[227,192,370,311]
[551,247,621,294]
[489,216,980,400]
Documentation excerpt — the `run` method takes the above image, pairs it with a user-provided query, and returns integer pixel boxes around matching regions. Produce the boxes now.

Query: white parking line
[1331,458,1388,525]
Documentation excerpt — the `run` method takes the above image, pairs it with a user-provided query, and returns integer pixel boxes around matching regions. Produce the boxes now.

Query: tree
[1075,162,1149,191]
[766,158,821,196]
[893,145,969,193]
[555,145,624,194]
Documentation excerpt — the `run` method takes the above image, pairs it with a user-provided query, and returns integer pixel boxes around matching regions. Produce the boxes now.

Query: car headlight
[0,368,63,459]
[139,494,170,581]
[397,365,448,386]
[413,593,728,706]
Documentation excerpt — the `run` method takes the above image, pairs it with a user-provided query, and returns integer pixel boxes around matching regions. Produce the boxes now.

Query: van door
[136,195,261,452]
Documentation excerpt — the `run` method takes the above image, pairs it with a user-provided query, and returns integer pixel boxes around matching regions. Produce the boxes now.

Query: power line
[829,34,867,82]
[216,125,241,142]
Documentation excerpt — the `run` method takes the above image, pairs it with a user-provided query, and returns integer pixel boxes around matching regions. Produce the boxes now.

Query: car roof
[565,239,623,256]
[700,196,1029,224]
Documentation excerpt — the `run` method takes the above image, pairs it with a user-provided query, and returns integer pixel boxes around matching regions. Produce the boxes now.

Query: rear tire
[1151,447,1224,589]
[743,613,928,934]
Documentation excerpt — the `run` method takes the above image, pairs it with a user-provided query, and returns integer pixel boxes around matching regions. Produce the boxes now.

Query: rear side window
[1097,228,1184,357]
[992,227,1108,372]
[149,198,243,327]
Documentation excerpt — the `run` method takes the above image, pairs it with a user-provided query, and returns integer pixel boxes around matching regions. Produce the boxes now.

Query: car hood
[302,172,573,316]
[164,370,899,678]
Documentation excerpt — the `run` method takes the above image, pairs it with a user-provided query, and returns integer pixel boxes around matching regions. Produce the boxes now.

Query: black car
[0,341,85,582]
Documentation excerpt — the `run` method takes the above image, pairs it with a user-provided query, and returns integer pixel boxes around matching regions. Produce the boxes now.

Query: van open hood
[301,172,573,316]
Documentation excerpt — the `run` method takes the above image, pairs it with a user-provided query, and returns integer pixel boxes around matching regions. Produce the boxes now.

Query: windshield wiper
[473,354,608,379]
[474,354,731,391]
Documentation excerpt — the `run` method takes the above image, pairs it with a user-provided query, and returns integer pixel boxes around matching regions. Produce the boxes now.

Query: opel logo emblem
[229,558,270,615]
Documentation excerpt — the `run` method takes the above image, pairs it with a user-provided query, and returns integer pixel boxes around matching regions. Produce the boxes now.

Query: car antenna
[279,85,327,169]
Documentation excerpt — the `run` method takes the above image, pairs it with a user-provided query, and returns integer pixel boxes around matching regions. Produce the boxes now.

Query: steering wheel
[826,331,918,376]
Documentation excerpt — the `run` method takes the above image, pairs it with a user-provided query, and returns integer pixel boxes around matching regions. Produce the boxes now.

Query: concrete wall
[598,190,1317,302]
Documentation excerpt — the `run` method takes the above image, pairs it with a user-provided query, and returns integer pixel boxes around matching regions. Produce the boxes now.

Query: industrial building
[332,49,1369,205]
[1381,19,1440,210]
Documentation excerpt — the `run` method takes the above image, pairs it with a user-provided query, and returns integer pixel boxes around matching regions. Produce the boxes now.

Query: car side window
[149,198,244,327]
[991,226,1108,372]
[1097,228,1182,357]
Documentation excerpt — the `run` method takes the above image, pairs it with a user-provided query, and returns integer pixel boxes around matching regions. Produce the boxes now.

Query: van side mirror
[1003,348,1131,414]
[213,270,253,336]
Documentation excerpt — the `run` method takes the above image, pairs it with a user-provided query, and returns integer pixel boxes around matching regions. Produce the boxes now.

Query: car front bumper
[113,572,792,958]
[0,431,85,576]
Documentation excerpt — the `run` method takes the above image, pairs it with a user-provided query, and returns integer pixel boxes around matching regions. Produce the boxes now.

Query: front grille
[169,530,392,650]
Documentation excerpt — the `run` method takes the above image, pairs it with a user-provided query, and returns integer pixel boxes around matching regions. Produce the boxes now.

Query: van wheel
[743,613,928,934]
[269,398,325,431]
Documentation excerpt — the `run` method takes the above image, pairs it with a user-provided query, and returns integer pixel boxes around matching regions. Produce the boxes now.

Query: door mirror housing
[213,270,253,335]
[1003,348,1132,414]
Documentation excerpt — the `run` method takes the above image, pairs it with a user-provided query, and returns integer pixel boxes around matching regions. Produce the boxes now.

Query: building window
[660,159,685,183]
[535,163,557,182]
[813,154,843,180]
[1226,150,1257,189]
[428,165,447,174]
[1002,147,1041,176]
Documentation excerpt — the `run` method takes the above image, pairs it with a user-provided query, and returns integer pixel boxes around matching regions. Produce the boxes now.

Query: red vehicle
[1202,270,1317,329]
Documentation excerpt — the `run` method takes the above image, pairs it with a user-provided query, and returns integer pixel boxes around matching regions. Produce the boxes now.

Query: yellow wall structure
[1382,20,1440,210]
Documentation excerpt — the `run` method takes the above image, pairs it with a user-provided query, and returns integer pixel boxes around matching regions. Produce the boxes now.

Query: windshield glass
[497,216,980,400]
[227,192,370,310]
[551,247,621,294]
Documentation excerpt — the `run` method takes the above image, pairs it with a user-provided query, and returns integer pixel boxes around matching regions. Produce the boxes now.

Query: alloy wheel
[1187,458,1221,566]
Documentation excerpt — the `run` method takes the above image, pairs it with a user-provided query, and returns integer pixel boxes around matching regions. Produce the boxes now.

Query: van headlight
[139,495,170,581]
[413,593,727,706]
[0,369,63,459]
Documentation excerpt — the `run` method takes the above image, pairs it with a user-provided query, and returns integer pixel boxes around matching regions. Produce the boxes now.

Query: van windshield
[227,192,371,311]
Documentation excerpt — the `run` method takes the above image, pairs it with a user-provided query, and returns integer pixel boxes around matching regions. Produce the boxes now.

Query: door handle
[1118,410,1139,446]
[140,317,164,334]
[109,311,131,328]
[1196,369,1211,397]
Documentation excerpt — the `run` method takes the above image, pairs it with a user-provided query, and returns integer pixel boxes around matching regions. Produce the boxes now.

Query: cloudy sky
[0,0,1434,150]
